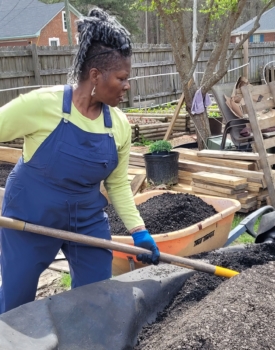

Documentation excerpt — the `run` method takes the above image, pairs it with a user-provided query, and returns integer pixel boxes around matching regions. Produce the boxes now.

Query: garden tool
[0,215,239,278]
[224,205,275,246]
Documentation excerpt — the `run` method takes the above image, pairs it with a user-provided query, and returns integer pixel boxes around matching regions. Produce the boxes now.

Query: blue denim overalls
[0,85,118,313]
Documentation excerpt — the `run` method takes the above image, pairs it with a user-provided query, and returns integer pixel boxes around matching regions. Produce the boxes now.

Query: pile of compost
[134,243,275,350]
[106,192,217,235]
[0,163,14,187]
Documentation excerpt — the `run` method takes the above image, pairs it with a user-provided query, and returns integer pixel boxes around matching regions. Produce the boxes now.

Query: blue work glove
[132,230,160,265]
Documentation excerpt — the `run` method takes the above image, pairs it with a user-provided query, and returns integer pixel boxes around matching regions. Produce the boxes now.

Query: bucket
[144,151,179,185]
[112,190,241,275]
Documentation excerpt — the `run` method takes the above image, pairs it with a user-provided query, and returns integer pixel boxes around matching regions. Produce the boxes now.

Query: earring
[91,86,96,96]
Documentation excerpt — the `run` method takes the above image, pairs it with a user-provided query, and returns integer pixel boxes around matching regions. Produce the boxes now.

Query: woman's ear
[89,68,100,85]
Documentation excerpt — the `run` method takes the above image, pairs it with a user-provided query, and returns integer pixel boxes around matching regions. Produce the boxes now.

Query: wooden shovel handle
[0,216,239,278]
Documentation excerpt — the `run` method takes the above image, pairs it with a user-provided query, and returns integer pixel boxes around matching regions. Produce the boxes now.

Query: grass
[60,272,71,289]
[230,213,259,245]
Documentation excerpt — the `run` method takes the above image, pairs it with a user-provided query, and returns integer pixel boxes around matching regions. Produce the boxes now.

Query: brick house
[231,6,275,44]
[0,0,82,47]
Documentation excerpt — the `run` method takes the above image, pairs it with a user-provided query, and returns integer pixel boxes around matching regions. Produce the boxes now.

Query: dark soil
[0,163,14,187]
[134,243,275,350]
[106,193,217,235]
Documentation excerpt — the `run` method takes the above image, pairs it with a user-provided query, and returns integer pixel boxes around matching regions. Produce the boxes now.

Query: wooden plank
[192,181,247,194]
[130,174,146,195]
[0,147,22,164]
[178,159,264,180]
[192,171,247,187]
[240,201,258,210]
[241,84,275,207]
[0,71,34,79]
[40,68,69,76]
[163,92,185,140]
[259,137,275,151]
[239,194,258,204]
[128,168,146,175]
[171,183,193,193]
[176,148,255,170]
[192,186,247,199]
[257,115,275,131]
[178,170,194,180]
[197,150,261,161]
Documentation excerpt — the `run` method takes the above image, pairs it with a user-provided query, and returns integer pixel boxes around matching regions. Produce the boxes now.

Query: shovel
[0,216,239,278]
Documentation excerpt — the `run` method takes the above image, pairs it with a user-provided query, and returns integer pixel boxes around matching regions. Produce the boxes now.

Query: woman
[0,8,159,314]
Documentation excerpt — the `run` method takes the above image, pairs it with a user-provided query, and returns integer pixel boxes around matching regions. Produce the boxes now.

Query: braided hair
[68,8,132,84]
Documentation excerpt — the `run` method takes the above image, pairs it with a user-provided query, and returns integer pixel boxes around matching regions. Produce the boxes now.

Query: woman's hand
[132,230,160,265]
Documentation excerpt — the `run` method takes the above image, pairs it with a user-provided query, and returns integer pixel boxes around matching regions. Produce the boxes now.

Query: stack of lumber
[177,149,269,213]
[128,149,270,213]
[191,172,258,213]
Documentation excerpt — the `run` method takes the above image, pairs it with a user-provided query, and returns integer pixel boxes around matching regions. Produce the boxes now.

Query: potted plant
[143,140,179,185]
[208,110,223,136]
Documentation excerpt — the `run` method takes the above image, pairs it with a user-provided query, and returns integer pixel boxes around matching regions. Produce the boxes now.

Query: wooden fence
[1,42,275,108]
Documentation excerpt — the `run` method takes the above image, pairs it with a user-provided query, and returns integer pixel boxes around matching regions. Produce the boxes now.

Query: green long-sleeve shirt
[0,85,144,231]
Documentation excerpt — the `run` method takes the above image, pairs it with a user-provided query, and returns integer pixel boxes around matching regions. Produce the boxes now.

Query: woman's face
[95,57,131,107]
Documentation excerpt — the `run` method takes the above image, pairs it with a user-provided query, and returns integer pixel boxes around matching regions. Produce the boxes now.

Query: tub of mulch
[107,190,241,275]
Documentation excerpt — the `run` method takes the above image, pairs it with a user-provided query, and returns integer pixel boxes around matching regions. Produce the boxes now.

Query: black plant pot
[144,151,179,185]
[209,117,223,136]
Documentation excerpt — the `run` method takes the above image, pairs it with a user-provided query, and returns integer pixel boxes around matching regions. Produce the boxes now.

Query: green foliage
[133,135,153,146]
[201,0,239,20]
[208,111,221,118]
[133,0,240,18]
[149,140,172,153]
[60,273,71,288]
[132,0,190,15]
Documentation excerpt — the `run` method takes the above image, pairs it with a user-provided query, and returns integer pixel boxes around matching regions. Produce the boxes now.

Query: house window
[62,11,67,32]
[249,34,264,43]
[49,38,60,46]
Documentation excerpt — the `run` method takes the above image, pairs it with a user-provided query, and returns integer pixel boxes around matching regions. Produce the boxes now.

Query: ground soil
[106,192,217,235]
[134,243,275,350]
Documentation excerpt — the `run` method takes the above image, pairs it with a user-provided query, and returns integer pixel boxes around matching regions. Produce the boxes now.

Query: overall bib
[0,85,118,313]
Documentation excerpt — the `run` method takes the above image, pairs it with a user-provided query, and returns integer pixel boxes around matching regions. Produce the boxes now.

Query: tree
[41,0,141,35]
[133,0,275,149]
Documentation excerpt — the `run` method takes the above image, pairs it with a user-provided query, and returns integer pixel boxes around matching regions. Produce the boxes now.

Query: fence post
[30,44,41,85]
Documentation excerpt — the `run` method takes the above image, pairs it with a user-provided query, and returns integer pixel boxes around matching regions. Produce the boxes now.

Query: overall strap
[102,104,112,128]
[62,85,73,114]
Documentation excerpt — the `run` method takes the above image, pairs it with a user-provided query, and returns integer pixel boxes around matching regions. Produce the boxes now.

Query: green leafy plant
[208,111,222,118]
[149,140,173,153]
[133,135,153,146]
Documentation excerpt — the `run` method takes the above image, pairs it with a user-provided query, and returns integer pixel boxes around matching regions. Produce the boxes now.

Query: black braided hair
[68,8,132,83]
